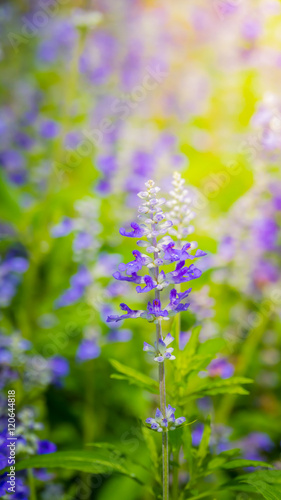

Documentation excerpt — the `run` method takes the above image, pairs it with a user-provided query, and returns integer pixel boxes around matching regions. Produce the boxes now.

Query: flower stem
[162,427,169,500]
[155,290,169,500]
[172,292,181,500]
[28,469,37,500]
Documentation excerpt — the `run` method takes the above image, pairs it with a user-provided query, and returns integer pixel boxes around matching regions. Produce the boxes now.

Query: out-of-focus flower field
[1,1,281,499]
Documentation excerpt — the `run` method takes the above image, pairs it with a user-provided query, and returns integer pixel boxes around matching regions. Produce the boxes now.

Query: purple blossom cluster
[143,333,175,363]
[107,180,206,325]
[146,405,186,432]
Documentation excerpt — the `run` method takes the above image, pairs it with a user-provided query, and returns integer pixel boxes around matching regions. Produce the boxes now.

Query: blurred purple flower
[96,178,111,195]
[76,339,101,362]
[0,255,29,307]
[14,131,34,150]
[56,266,92,307]
[192,424,204,446]
[239,432,274,464]
[49,356,69,384]
[51,217,74,237]
[219,236,235,261]
[179,331,191,350]
[96,155,117,175]
[64,131,82,149]
[241,19,262,41]
[37,440,57,455]
[107,329,132,342]
[0,149,26,185]
[73,232,93,251]
[0,348,12,364]
[207,358,234,379]
[71,266,92,288]
[40,120,60,139]
[79,31,116,84]
[253,259,279,288]
[253,217,278,251]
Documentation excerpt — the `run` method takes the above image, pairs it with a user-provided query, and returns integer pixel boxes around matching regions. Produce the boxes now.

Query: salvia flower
[146,405,186,432]
[143,333,175,362]
[107,180,205,324]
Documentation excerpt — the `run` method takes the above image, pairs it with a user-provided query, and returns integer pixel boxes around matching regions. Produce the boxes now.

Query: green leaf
[205,377,253,387]
[207,456,227,470]
[86,442,121,451]
[182,425,193,476]
[186,491,220,500]
[142,427,160,484]
[184,325,201,357]
[202,386,250,396]
[198,338,226,356]
[222,459,273,470]
[109,359,159,394]
[239,470,281,500]
[207,448,242,470]
[169,427,183,454]
[0,450,144,484]
[183,354,214,377]
[0,173,21,222]
[216,448,241,459]
[184,376,253,399]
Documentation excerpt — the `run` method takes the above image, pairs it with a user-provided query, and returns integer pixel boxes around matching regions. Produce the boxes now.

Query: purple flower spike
[108,179,204,327]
